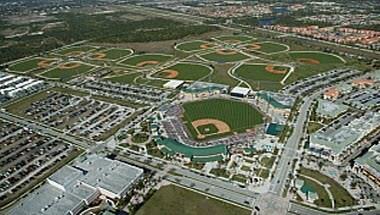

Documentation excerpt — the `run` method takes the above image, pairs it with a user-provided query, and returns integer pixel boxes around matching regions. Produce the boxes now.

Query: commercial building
[9,154,144,215]
[354,144,380,188]
[230,86,250,97]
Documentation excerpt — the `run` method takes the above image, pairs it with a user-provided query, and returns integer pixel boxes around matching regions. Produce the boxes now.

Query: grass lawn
[182,98,264,134]
[40,63,94,81]
[135,76,168,88]
[260,155,276,169]
[200,51,250,63]
[210,168,230,178]
[119,54,172,67]
[176,40,215,52]
[246,42,288,54]
[299,168,357,208]
[104,72,142,84]
[8,58,56,73]
[215,35,253,43]
[136,185,250,215]
[299,176,332,208]
[257,168,270,179]
[153,63,212,81]
[307,121,323,134]
[209,64,239,86]
[132,133,149,143]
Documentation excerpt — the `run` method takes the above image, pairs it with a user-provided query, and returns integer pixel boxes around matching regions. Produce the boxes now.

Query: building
[323,87,340,101]
[163,80,184,89]
[309,111,380,164]
[9,154,144,215]
[352,79,375,89]
[354,144,380,188]
[230,86,250,97]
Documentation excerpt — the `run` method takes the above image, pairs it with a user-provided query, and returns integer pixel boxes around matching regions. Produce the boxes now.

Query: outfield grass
[299,168,357,208]
[40,63,94,81]
[234,64,290,91]
[56,45,95,56]
[215,35,253,43]
[104,72,142,84]
[247,42,288,54]
[176,40,215,52]
[119,54,172,67]
[136,185,250,215]
[200,51,250,63]
[182,98,264,134]
[91,48,133,60]
[8,58,55,73]
[288,52,345,64]
[153,63,212,81]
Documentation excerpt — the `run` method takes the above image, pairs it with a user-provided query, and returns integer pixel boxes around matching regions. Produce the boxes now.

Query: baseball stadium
[182,98,264,140]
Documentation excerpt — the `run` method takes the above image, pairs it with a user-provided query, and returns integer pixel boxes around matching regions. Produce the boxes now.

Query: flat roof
[356,144,380,174]
[163,80,184,89]
[316,99,348,118]
[230,86,250,95]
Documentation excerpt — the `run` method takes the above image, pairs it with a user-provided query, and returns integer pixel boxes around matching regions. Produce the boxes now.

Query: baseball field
[104,72,142,84]
[8,58,57,73]
[288,51,345,65]
[88,48,133,61]
[214,35,254,44]
[175,40,216,52]
[243,41,289,54]
[56,45,96,57]
[182,98,264,139]
[119,53,172,67]
[39,62,94,81]
[199,50,250,63]
[234,63,290,82]
[153,63,212,81]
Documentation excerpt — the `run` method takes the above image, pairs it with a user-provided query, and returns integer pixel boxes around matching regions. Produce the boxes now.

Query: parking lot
[8,90,135,140]
[0,120,80,205]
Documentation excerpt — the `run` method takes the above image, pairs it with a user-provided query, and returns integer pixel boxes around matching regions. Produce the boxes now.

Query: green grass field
[119,54,172,67]
[176,40,216,52]
[40,62,94,81]
[8,58,56,73]
[246,42,288,54]
[182,98,264,135]
[136,185,250,215]
[299,168,357,208]
[153,63,212,81]
[104,72,142,84]
[90,48,133,60]
[299,176,332,208]
[215,35,253,43]
[200,51,250,63]
[56,45,95,56]
[234,64,290,91]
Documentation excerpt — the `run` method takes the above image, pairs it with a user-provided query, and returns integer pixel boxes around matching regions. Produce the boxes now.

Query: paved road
[270,93,318,195]
[117,150,259,209]
[288,202,380,215]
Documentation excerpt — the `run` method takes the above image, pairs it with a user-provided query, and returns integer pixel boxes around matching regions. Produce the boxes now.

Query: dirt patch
[90,52,107,60]
[64,51,83,56]
[216,49,238,55]
[192,118,231,139]
[246,43,261,50]
[200,43,214,49]
[297,58,320,65]
[265,65,288,74]
[59,62,81,69]
[161,69,179,78]
[37,59,54,68]
[136,60,160,67]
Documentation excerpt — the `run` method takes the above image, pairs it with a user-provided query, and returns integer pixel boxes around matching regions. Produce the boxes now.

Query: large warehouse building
[9,154,143,215]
